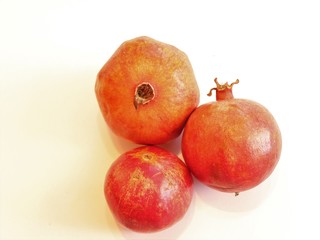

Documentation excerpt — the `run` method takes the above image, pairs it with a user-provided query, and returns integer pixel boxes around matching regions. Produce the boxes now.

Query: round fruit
[104,146,193,232]
[181,78,282,194]
[95,36,199,144]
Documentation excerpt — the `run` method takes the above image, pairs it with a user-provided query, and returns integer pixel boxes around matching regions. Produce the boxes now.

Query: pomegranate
[95,36,199,144]
[181,78,282,195]
[104,146,193,232]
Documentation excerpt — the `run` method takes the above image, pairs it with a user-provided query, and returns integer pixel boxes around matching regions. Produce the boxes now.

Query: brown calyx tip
[134,82,155,109]
[207,78,240,97]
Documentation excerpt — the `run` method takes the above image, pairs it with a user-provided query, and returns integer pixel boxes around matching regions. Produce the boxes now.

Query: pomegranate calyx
[207,78,239,101]
[134,82,155,109]
[207,78,239,97]
[215,78,239,91]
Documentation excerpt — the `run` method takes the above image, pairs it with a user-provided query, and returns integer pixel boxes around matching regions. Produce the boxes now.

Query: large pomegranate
[95,36,199,144]
[181,78,282,195]
[104,146,193,232]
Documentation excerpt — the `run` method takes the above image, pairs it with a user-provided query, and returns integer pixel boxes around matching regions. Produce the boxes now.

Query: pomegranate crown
[207,78,239,97]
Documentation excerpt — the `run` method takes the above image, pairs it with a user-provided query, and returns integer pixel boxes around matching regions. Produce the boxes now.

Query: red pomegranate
[104,146,193,232]
[95,36,199,144]
[181,78,282,195]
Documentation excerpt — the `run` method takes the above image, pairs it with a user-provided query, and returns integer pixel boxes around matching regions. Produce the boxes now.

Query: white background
[1,0,320,239]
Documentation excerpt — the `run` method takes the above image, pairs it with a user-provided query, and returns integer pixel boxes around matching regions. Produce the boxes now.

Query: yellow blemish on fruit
[117,168,158,215]
[127,168,157,197]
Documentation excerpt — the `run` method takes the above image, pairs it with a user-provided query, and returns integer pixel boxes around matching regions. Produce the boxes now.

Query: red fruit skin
[95,36,199,145]
[104,146,193,232]
[182,98,282,193]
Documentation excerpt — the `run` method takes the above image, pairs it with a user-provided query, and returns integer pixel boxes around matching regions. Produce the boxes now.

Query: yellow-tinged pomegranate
[95,36,199,144]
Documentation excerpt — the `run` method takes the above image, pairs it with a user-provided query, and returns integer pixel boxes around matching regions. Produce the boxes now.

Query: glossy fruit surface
[95,36,199,144]
[104,146,193,232]
[181,79,282,194]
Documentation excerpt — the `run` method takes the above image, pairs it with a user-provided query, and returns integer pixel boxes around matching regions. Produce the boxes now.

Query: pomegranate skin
[181,83,282,193]
[95,36,199,144]
[104,146,193,232]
